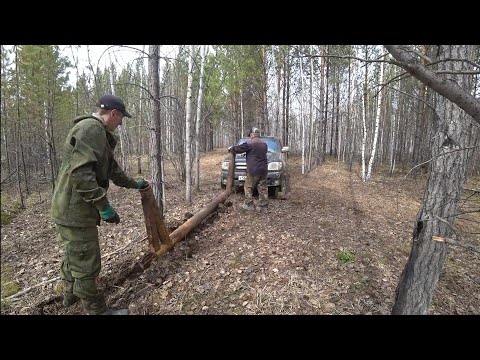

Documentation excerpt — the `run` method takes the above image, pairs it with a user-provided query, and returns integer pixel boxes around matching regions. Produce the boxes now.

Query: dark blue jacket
[232,137,268,176]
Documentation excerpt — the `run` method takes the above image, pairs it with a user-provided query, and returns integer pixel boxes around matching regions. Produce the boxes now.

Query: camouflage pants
[56,224,107,315]
[244,174,268,207]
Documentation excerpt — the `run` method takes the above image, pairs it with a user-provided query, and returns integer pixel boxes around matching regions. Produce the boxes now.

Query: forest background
[1,45,479,314]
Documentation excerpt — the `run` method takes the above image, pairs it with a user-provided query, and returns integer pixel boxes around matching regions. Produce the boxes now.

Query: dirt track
[1,149,479,314]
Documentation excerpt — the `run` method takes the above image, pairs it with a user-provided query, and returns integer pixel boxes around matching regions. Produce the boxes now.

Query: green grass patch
[1,265,20,298]
[231,253,242,269]
[336,249,354,264]
[1,193,23,226]
[1,211,11,225]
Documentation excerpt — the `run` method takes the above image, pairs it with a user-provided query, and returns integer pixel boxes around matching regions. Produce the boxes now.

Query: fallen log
[139,152,235,259]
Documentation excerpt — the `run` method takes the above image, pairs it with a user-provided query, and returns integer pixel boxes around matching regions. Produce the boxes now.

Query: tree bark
[391,45,474,314]
[195,45,206,192]
[148,45,164,214]
[185,45,195,204]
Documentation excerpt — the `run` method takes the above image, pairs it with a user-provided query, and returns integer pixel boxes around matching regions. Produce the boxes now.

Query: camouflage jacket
[51,114,136,227]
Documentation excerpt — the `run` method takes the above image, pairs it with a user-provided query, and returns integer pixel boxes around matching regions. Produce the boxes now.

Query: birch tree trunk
[346,58,354,171]
[322,47,329,163]
[388,45,475,314]
[389,93,397,175]
[366,60,384,181]
[137,46,145,175]
[185,45,194,204]
[285,47,290,148]
[316,46,326,166]
[361,47,368,182]
[109,62,129,172]
[195,45,206,192]
[261,45,269,134]
[275,46,282,139]
[308,46,314,172]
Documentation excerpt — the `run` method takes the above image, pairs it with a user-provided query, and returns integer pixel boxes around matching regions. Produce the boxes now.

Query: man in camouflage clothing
[228,127,269,213]
[51,94,148,315]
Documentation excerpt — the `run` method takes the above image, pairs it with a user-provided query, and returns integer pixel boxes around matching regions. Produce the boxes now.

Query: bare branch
[433,236,480,253]
[405,145,480,178]
[435,70,480,75]
[430,216,480,253]
[384,84,436,111]
[385,45,480,125]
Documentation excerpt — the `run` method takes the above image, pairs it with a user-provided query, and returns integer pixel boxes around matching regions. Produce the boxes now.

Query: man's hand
[99,204,121,224]
[135,179,149,189]
[104,212,120,224]
[228,146,234,153]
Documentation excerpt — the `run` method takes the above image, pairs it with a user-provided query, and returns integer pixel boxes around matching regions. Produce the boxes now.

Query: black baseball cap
[96,94,132,118]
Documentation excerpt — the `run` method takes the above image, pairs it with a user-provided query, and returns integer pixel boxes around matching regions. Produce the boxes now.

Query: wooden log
[154,152,236,256]
[139,185,172,252]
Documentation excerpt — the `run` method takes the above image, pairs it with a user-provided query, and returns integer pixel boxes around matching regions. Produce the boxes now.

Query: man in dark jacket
[51,94,148,315]
[229,127,268,212]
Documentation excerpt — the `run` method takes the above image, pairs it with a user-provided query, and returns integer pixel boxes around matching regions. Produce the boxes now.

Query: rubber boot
[62,280,80,307]
[99,308,130,315]
[240,203,255,211]
[256,205,268,213]
[83,293,108,315]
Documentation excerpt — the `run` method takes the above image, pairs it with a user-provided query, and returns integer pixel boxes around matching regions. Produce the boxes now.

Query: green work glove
[135,179,149,189]
[99,204,120,224]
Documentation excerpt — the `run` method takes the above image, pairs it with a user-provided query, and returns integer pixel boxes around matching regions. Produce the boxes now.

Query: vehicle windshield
[238,137,280,153]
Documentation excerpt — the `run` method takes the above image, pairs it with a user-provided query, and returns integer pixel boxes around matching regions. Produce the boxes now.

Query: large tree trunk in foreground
[390,45,474,314]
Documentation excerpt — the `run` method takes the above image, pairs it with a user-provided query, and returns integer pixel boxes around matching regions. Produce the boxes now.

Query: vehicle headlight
[268,162,282,171]
[221,161,229,170]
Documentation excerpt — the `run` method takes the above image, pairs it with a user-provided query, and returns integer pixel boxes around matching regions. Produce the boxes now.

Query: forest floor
[1,150,479,315]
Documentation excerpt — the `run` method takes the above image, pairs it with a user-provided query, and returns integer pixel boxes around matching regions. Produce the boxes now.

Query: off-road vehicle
[220,136,289,197]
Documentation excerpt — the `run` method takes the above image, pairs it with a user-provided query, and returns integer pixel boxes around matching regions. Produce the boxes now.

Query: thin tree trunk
[308,46,314,172]
[285,47,290,148]
[185,45,194,204]
[361,46,368,182]
[322,48,329,163]
[14,46,24,208]
[148,45,164,214]
[366,60,384,181]
[195,45,206,192]
[317,46,326,166]
[300,55,305,174]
